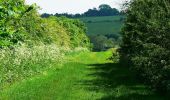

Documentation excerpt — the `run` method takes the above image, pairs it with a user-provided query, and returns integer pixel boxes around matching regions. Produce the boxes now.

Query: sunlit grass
[0,50,168,100]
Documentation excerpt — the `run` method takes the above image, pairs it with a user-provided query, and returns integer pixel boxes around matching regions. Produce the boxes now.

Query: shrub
[0,0,91,92]
[56,17,90,48]
[0,44,64,90]
[89,35,117,51]
[0,0,35,47]
[0,0,90,49]
[120,0,170,92]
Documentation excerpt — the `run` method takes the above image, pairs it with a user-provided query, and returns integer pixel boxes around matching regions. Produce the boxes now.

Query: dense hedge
[0,0,29,46]
[0,0,90,91]
[56,17,90,48]
[0,0,90,48]
[120,0,170,92]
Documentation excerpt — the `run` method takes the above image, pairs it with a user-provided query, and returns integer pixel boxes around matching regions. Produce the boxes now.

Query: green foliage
[0,44,64,90]
[20,11,71,47]
[120,0,170,92]
[1,50,168,100]
[78,16,123,51]
[89,35,116,51]
[0,0,90,49]
[42,17,71,46]
[0,0,90,94]
[56,17,90,48]
[0,0,35,47]
[83,4,119,17]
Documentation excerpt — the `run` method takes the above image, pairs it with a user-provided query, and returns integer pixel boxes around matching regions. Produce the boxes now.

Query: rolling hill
[78,15,124,35]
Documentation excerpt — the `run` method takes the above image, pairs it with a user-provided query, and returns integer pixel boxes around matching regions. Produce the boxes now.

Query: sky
[25,0,126,14]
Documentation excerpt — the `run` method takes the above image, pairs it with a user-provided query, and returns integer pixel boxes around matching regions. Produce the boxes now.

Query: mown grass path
[0,51,168,100]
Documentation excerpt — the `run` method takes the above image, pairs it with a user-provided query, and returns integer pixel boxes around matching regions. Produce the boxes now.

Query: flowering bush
[0,44,64,89]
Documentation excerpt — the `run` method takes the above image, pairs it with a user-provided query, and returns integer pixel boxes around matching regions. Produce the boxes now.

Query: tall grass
[0,44,65,90]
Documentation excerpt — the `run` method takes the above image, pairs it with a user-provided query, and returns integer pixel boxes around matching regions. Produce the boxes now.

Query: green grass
[0,50,168,100]
[78,16,124,35]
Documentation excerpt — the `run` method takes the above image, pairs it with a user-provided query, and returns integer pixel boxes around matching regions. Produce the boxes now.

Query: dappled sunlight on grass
[77,62,168,100]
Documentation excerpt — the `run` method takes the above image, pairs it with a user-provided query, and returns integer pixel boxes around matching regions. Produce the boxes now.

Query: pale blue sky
[25,0,126,14]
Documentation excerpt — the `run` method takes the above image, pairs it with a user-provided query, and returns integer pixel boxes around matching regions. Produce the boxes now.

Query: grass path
[0,50,168,100]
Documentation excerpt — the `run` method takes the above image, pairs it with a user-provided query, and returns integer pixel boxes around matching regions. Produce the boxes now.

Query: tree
[41,13,52,18]
[89,35,116,51]
[99,4,112,10]
[84,8,99,17]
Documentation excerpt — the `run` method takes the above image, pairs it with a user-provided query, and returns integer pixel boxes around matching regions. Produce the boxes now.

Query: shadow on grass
[78,63,169,100]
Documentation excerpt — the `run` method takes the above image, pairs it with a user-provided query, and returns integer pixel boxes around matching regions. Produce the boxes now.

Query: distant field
[78,16,124,35]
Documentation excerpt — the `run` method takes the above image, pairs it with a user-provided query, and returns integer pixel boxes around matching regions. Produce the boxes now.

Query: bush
[0,0,90,49]
[0,0,91,92]
[0,44,64,90]
[120,0,170,92]
[0,0,28,47]
[56,17,90,48]
[89,35,119,51]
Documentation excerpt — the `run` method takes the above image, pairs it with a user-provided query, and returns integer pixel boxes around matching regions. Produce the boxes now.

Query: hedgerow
[0,0,90,91]
[120,0,170,92]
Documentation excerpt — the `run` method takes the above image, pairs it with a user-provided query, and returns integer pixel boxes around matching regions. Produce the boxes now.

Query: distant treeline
[41,4,122,18]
